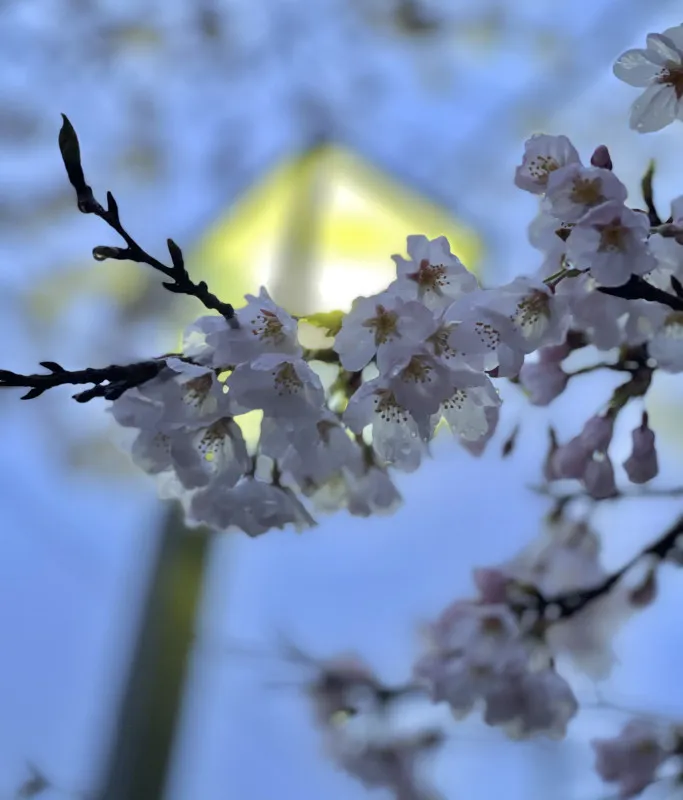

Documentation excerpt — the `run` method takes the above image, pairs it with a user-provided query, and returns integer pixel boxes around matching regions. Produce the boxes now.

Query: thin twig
[58,114,236,323]
[530,483,683,504]
[566,362,619,378]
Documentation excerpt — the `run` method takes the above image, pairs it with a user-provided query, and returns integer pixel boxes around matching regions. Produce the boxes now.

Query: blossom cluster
[414,518,631,737]
[110,112,683,538]
[111,234,528,537]
[284,507,679,799]
[519,133,683,375]
[105,23,683,539]
[305,652,446,800]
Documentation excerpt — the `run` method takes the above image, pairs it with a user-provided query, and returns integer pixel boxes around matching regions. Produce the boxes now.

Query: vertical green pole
[99,503,209,800]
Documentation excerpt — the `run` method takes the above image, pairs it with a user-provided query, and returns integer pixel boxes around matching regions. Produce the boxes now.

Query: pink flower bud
[590,145,613,170]
[580,415,614,453]
[473,567,509,603]
[623,414,658,484]
[592,720,667,799]
[551,435,591,479]
[519,360,568,406]
[538,342,572,364]
[584,453,618,499]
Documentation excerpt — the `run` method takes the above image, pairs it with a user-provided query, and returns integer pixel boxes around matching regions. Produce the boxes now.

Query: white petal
[428,236,452,258]
[613,48,664,86]
[494,345,524,378]
[646,33,682,64]
[343,383,377,432]
[662,25,683,52]
[372,418,423,472]
[629,84,678,133]
[132,431,172,474]
[335,326,376,371]
[440,387,495,441]
[649,314,683,371]
[405,234,429,261]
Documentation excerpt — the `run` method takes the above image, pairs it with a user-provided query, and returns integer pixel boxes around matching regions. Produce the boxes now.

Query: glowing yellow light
[186,145,483,316]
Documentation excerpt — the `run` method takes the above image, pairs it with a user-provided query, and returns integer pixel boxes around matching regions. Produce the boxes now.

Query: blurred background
[3,0,683,798]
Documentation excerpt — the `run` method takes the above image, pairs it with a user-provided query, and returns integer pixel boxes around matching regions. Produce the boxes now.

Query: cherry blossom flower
[423,316,469,366]
[197,287,301,367]
[566,202,656,287]
[261,415,363,489]
[430,369,501,442]
[545,164,627,223]
[385,352,459,417]
[226,354,325,418]
[623,295,670,347]
[129,429,175,476]
[614,26,683,133]
[648,228,683,279]
[414,600,578,738]
[514,134,581,194]
[169,416,251,490]
[592,720,669,798]
[389,235,479,309]
[111,358,230,432]
[343,380,429,472]
[445,277,569,380]
[478,277,570,353]
[182,313,229,364]
[109,359,246,487]
[528,204,572,256]
[333,293,437,373]
[445,296,526,378]
[536,249,626,340]
[414,602,529,718]
[109,387,166,432]
[648,311,683,372]
[482,664,577,739]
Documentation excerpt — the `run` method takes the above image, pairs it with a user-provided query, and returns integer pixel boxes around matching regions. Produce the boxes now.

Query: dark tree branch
[597,275,683,312]
[533,514,683,621]
[58,115,236,323]
[0,358,167,402]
